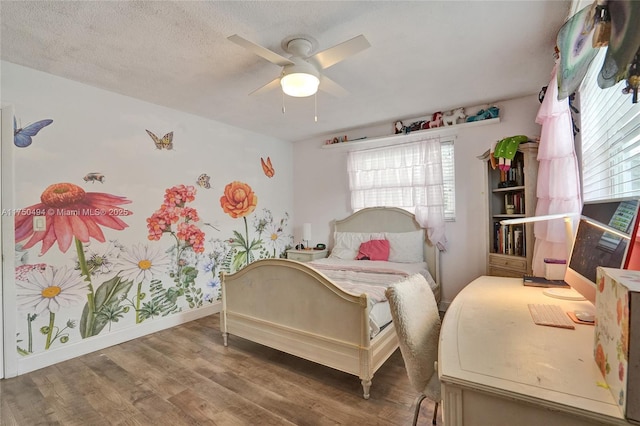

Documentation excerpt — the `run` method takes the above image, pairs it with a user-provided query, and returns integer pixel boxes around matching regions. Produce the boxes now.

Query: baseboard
[439,300,451,313]
[14,302,221,376]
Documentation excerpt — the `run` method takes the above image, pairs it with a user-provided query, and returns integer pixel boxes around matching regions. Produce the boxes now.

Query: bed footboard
[221,258,396,399]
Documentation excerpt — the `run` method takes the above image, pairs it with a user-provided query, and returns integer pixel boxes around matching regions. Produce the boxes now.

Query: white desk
[439,276,630,426]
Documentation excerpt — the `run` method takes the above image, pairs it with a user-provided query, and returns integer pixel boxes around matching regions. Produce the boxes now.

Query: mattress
[308,258,438,337]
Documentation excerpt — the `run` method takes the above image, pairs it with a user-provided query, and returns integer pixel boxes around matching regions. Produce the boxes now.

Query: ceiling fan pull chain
[314,93,318,122]
[282,91,286,114]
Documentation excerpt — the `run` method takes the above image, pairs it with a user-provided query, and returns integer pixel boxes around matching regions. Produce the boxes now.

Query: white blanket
[308,261,409,303]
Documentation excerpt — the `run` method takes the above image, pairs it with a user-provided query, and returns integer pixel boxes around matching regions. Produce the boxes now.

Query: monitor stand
[543,287,586,301]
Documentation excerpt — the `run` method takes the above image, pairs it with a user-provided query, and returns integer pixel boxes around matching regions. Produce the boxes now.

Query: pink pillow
[356,239,390,261]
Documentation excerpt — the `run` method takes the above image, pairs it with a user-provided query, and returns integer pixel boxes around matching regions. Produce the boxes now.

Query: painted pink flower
[146,213,169,241]
[15,182,131,255]
[180,206,199,222]
[177,222,205,253]
[163,185,196,208]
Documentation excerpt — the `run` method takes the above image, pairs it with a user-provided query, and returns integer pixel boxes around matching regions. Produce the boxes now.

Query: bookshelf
[479,142,539,277]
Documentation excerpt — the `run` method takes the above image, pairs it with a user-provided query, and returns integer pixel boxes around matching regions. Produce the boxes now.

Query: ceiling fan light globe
[280,73,320,97]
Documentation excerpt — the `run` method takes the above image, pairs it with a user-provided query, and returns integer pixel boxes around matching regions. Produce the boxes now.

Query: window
[347,137,456,220]
[580,49,640,202]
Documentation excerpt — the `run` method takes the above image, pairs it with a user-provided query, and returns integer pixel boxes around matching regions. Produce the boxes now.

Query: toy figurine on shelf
[428,112,443,128]
[442,107,466,126]
[466,106,500,122]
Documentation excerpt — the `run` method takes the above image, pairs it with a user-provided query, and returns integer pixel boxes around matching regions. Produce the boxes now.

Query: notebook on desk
[523,274,570,288]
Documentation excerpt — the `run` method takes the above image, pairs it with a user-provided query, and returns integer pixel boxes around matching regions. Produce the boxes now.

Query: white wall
[293,95,542,304]
[1,61,294,375]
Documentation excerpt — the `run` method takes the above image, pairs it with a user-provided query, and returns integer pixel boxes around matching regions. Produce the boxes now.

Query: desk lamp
[500,213,584,300]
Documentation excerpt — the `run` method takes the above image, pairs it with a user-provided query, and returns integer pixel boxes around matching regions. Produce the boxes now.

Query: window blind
[580,50,640,202]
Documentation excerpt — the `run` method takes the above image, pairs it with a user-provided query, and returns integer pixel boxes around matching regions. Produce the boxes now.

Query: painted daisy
[263,222,287,255]
[117,243,170,283]
[16,265,88,314]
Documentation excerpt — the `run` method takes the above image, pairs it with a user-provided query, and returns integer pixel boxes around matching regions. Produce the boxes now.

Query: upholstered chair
[386,276,442,425]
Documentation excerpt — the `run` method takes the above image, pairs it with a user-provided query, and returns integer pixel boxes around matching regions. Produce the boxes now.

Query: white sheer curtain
[347,137,447,250]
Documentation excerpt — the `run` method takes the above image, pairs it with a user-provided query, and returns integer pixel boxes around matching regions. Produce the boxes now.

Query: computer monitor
[564,198,640,305]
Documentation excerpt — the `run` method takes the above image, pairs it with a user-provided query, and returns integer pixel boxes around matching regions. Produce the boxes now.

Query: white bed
[220,207,441,399]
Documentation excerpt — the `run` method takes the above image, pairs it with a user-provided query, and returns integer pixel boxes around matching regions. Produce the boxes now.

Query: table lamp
[303,223,311,250]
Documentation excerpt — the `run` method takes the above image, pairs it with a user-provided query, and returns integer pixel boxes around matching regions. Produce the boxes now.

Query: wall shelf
[321,117,500,151]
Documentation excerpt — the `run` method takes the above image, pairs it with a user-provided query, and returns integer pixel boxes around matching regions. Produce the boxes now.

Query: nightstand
[286,249,328,262]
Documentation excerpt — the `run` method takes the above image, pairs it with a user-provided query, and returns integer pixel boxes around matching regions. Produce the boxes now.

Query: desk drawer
[489,254,527,271]
[489,266,525,278]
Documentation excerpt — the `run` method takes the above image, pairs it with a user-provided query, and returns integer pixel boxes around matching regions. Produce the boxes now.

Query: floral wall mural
[2,61,294,371]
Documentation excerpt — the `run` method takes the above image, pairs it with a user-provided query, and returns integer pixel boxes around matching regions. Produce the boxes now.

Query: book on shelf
[493,222,526,256]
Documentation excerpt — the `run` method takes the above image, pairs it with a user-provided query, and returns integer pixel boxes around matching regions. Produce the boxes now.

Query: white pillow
[385,230,424,263]
[330,231,385,260]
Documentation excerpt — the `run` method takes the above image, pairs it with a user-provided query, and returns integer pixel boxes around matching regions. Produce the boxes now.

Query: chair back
[386,275,441,400]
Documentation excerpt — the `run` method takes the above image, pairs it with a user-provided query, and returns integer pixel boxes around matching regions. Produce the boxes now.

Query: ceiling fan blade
[310,35,370,69]
[319,75,349,98]
[228,34,294,67]
[249,77,281,96]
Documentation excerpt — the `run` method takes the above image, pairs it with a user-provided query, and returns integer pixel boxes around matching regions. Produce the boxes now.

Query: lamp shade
[281,73,319,97]
[303,223,312,242]
[280,60,320,97]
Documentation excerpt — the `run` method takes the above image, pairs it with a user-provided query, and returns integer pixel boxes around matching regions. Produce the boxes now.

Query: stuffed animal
[428,112,443,128]
[466,106,500,122]
[493,135,528,171]
[442,107,466,126]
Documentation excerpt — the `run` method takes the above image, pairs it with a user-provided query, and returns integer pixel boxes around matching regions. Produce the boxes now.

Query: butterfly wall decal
[197,173,211,189]
[145,129,174,150]
[261,156,275,178]
[14,117,53,147]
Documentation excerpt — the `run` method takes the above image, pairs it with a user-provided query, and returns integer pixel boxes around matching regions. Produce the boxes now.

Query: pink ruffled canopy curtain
[348,137,447,250]
[532,63,582,276]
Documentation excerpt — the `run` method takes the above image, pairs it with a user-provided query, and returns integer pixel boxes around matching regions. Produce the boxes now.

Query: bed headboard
[333,207,441,294]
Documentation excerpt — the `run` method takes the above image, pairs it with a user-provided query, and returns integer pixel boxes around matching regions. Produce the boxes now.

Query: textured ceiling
[1,1,571,142]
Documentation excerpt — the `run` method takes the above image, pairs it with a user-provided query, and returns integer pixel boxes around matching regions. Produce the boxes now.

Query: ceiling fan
[228,33,370,98]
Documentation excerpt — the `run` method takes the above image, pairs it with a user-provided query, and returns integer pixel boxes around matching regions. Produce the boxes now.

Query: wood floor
[1,313,441,425]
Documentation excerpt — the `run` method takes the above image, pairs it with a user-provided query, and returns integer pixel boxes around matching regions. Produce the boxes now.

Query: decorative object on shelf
[406,120,426,132]
[394,120,405,134]
[466,106,499,122]
[442,107,466,126]
[493,135,528,171]
[427,112,443,129]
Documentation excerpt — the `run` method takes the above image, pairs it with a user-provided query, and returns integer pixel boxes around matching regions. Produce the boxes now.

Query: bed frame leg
[222,332,228,347]
[361,378,372,399]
